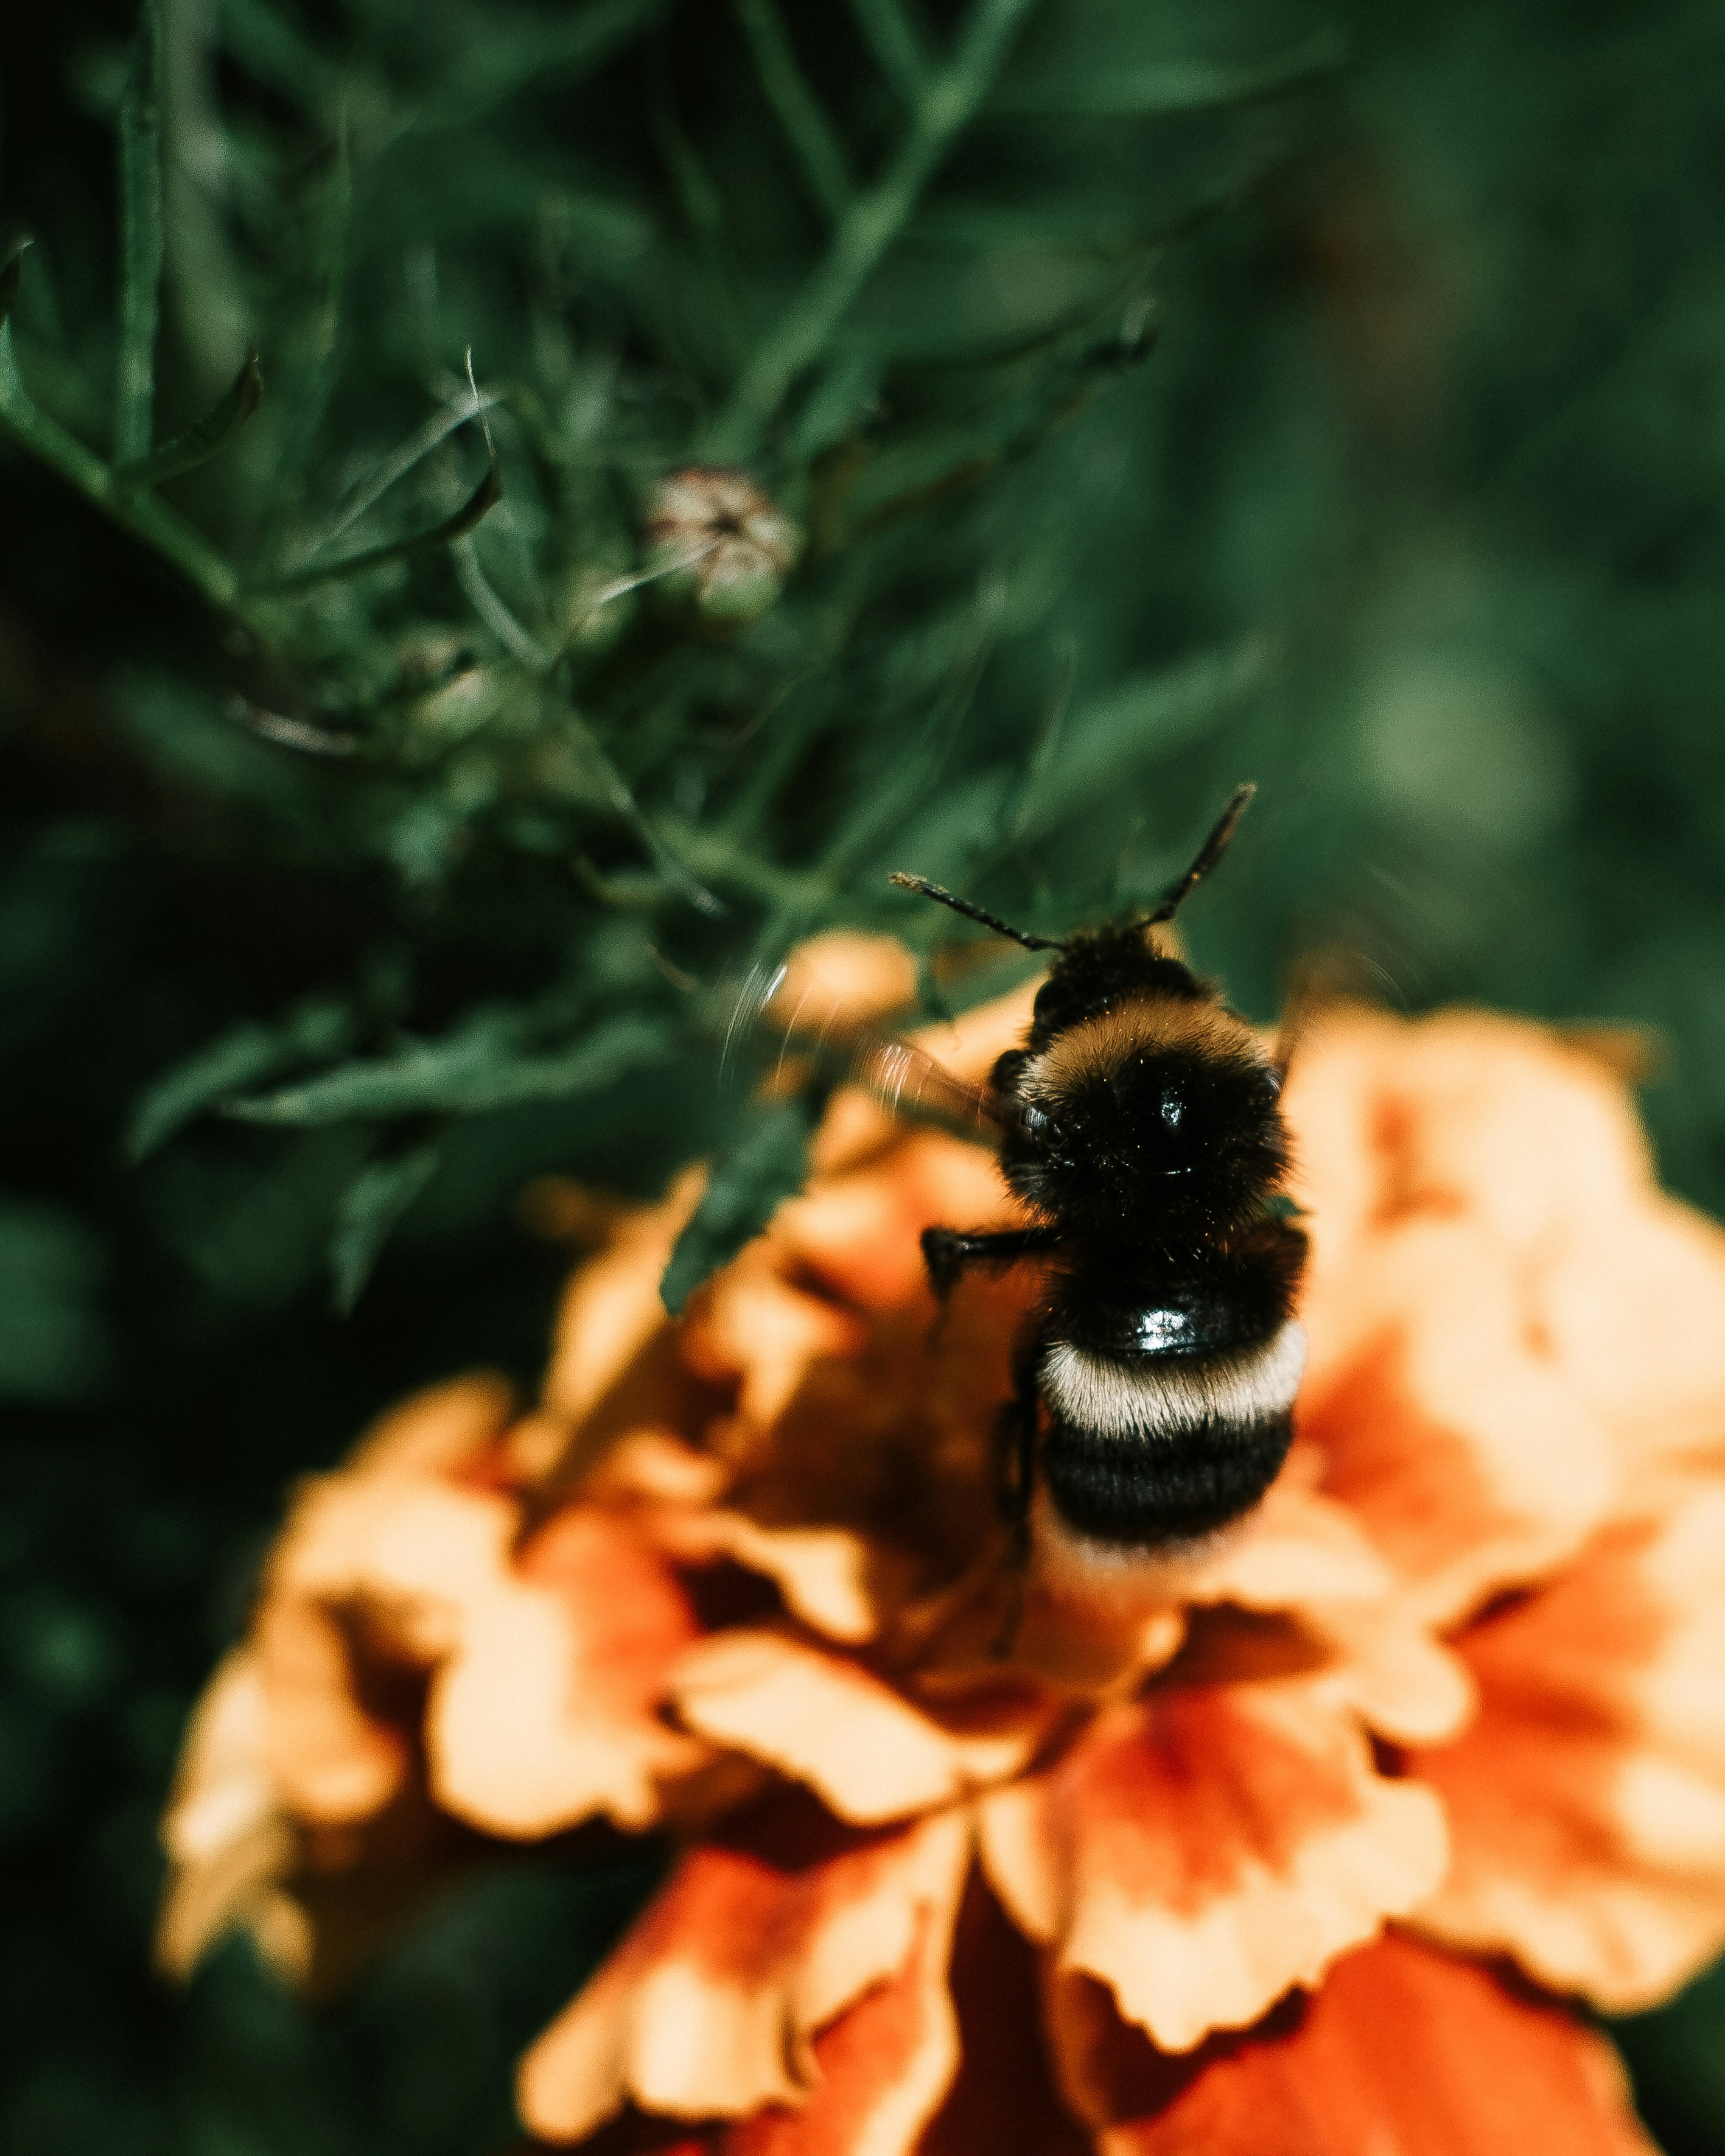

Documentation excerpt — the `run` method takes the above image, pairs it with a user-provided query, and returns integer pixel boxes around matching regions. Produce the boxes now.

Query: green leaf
[116,346,263,489]
[127,996,356,1160]
[226,1012,671,1124]
[329,1140,443,1312]
[660,1093,819,1315]
[0,1196,110,1403]
[114,0,164,464]
[254,449,502,592]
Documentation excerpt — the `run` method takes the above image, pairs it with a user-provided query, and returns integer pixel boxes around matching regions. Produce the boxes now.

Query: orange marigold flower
[159,940,1725,2152]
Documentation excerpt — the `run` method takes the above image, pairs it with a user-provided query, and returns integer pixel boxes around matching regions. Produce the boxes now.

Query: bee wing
[1272,946,1375,1077]
[721,963,1007,1140]
[843,1027,1008,1138]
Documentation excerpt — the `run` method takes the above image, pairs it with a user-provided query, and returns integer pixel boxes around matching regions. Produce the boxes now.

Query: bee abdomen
[1039,1321,1306,1441]
[1036,1321,1305,1545]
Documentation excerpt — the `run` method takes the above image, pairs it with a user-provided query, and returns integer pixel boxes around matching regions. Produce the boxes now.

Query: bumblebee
[886,786,1307,1566]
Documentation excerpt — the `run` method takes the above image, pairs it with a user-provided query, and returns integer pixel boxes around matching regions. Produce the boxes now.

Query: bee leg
[920,1224,1055,1301]
[990,1346,1041,1659]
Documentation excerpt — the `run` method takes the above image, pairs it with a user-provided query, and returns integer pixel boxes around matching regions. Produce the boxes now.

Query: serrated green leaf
[227,1012,671,1124]
[659,1093,819,1315]
[329,1140,443,1312]
[117,346,262,490]
[127,996,356,1160]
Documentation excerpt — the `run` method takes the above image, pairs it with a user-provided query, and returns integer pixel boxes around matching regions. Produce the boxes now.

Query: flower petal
[1049,1930,1654,2156]
[768,932,920,1034]
[516,1799,970,2144]
[670,1628,1058,1824]
[155,1647,479,1998]
[538,1169,708,1469]
[1410,1485,1725,2009]
[1282,1006,1657,1273]
[345,1371,516,1478]
[660,1510,880,1646]
[254,1476,522,1826]
[978,1679,1447,2052]
[690,1252,869,1429]
[681,1269,1024,1647]
[431,1505,714,1838]
[571,1889,963,2156]
[919,1874,1091,2156]
[1300,1601,1476,1748]
[158,1650,297,1978]
[1294,1246,1617,1623]
[722,1889,961,2156]
[1283,1006,1725,1616]
[254,1595,411,1824]
[1172,1474,1396,1611]
[775,1130,1012,1314]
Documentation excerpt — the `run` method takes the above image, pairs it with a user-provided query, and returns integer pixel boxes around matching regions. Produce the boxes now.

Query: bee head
[996,1001,1287,1237]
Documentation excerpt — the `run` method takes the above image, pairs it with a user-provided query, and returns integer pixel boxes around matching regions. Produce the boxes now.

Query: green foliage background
[3,0,1725,2147]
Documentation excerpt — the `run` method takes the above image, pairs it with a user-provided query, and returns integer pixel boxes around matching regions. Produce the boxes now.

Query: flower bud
[645,467,800,628]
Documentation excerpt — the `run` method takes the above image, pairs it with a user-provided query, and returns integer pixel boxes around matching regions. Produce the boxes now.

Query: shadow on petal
[516,1792,970,2144]
[1412,1488,1725,2009]
[430,1505,716,1838]
[1047,1930,1654,2155]
[670,1628,1059,1825]
[979,1678,1447,2052]
[545,1880,964,2155]
[920,1871,1090,2156]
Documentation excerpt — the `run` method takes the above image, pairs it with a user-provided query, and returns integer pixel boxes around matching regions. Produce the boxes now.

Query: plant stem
[846,0,931,105]
[700,0,1039,463]
[0,327,239,610]
[115,1,164,464]
[735,0,852,222]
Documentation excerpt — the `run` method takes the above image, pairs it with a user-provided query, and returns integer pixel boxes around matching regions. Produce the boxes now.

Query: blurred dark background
[5,0,1725,2149]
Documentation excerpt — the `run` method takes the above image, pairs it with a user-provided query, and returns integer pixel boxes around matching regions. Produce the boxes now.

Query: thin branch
[300,383,503,560]
[115,0,164,463]
[264,129,352,550]
[845,0,932,105]
[653,101,747,369]
[735,0,852,221]
[561,539,726,645]
[701,0,1040,463]
[116,346,262,491]
[662,817,831,914]
[563,710,726,917]
[452,535,548,665]
[0,325,240,611]
[251,436,501,593]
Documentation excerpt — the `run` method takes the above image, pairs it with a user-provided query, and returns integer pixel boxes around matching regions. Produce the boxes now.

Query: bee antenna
[1144,783,1256,926]
[887,873,1064,953]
